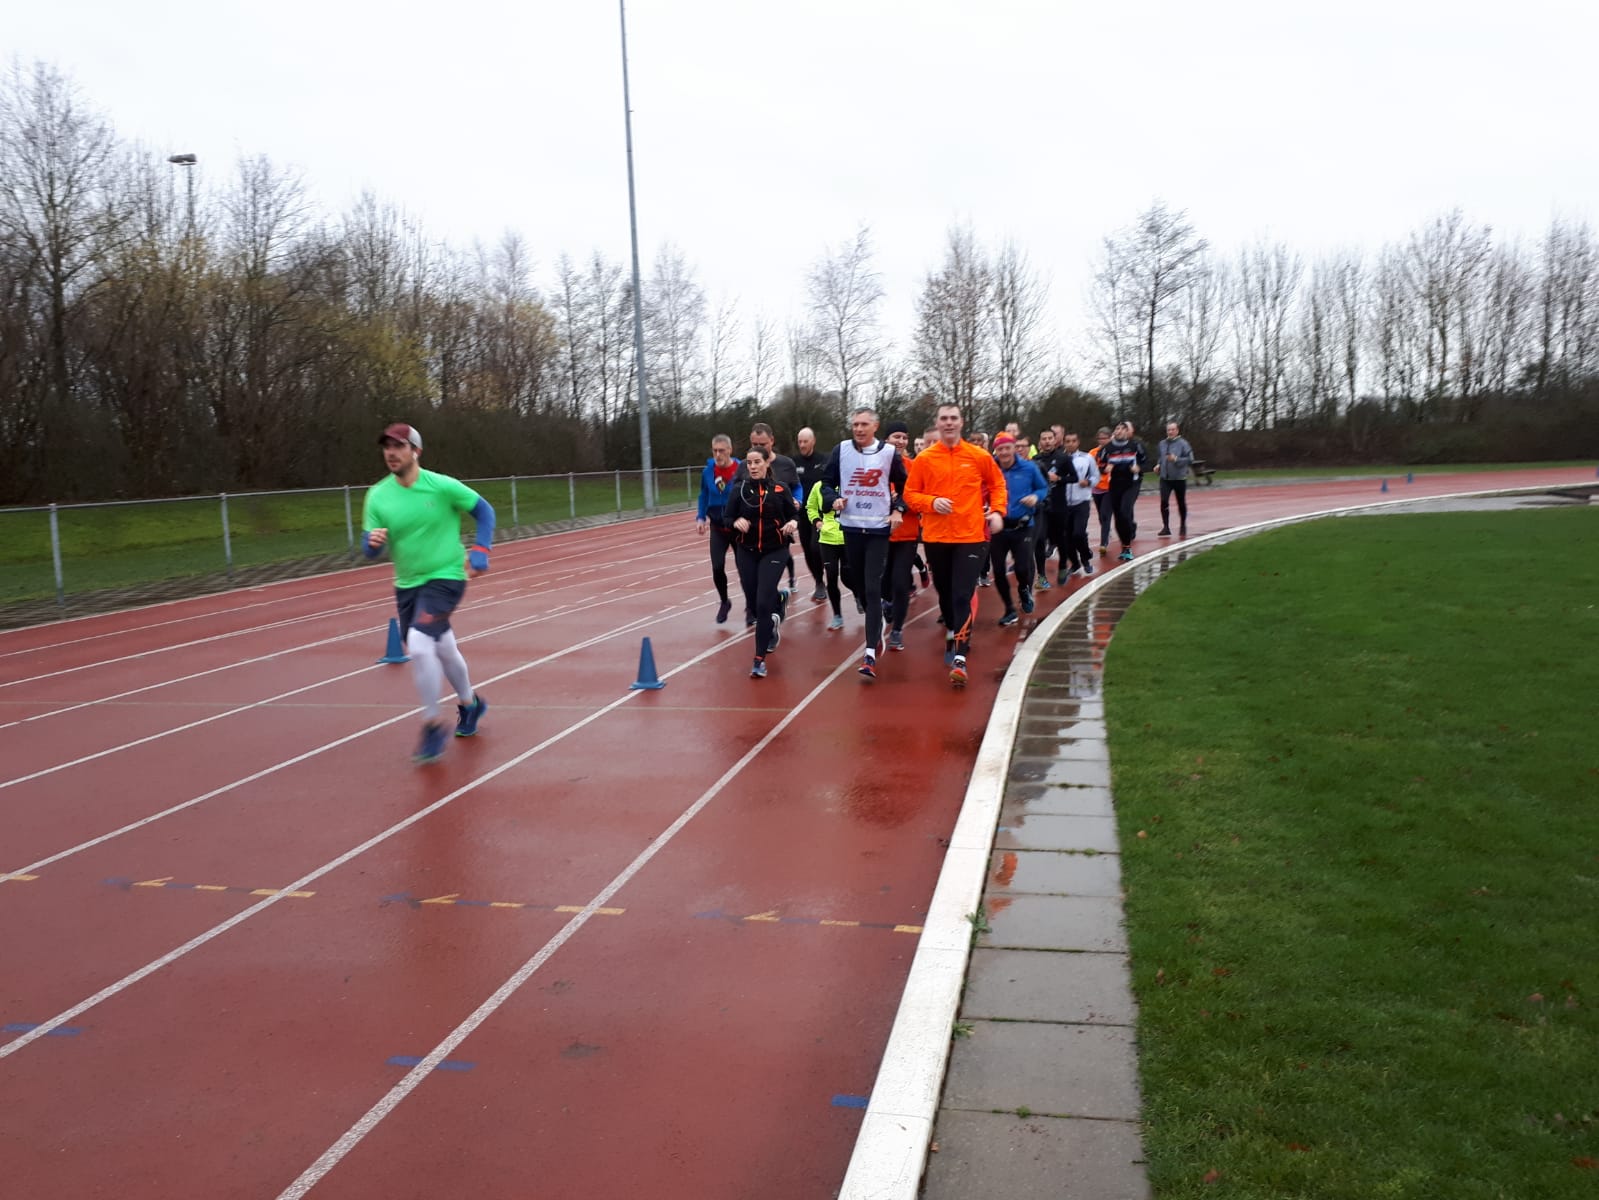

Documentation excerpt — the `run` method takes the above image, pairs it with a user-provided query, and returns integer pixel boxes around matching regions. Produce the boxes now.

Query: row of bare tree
[1090,203,1599,440]
[3,61,1596,503]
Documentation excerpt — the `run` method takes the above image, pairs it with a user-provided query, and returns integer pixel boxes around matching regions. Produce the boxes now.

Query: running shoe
[998,609,1018,627]
[1098,545,1108,557]
[949,656,968,688]
[858,653,877,680]
[768,621,781,651]
[827,614,844,631]
[1020,589,1035,614]
[810,585,828,602]
[978,574,991,587]
[1158,527,1172,536]
[918,566,931,589]
[413,721,448,764]
[1082,561,1094,577]
[887,629,905,651]
[715,598,732,624]
[1118,549,1134,561]
[454,694,487,738]
[1035,578,1052,591]
[750,658,767,679]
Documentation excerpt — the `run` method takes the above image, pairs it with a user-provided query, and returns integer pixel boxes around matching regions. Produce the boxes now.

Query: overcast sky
[10,0,1599,371]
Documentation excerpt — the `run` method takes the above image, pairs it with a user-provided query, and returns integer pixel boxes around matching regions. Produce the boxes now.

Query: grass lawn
[1104,507,1599,1198]
[0,470,698,605]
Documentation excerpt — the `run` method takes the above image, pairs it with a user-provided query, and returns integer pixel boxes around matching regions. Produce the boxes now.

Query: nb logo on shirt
[847,468,884,487]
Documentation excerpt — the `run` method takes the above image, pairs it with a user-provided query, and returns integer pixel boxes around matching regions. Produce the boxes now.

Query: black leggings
[1110,483,1141,547]
[1159,479,1188,527]
[1093,491,1113,548]
[819,541,844,617]
[923,541,986,653]
[843,530,891,650]
[1064,502,1092,571]
[708,522,734,602]
[735,544,789,657]
[989,526,1035,610]
[886,540,919,632]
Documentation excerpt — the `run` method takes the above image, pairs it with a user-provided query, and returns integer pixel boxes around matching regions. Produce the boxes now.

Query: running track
[1,467,1589,1199]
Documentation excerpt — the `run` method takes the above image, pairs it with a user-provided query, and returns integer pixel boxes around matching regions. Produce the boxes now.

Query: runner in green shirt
[362,423,495,763]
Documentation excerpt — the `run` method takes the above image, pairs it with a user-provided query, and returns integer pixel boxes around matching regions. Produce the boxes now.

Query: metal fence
[0,467,700,625]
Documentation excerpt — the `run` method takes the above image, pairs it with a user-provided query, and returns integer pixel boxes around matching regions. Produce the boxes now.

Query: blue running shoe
[858,653,877,680]
[1118,549,1134,561]
[887,629,905,651]
[750,657,767,678]
[414,721,448,763]
[455,694,487,737]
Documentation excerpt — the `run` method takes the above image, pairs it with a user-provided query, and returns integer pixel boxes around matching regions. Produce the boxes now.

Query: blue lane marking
[831,1094,870,1109]
[3,1023,83,1037]
[386,1055,475,1072]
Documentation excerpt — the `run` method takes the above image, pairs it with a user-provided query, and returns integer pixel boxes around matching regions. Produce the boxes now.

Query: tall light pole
[618,0,654,511]
[167,153,197,237]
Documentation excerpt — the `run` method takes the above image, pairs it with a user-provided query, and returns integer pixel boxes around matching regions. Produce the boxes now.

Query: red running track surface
[0,468,1588,1199]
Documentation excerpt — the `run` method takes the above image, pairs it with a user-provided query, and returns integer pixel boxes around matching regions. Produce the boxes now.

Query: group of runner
[696,406,1199,687]
[360,412,1197,762]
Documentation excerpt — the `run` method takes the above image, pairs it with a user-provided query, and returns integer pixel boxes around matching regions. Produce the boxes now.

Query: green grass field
[1104,508,1599,1198]
[0,470,698,605]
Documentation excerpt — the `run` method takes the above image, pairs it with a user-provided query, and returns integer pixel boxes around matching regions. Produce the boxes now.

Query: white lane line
[0,597,714,882]
[0,536,694,691]
[0,550,699,737]
[0,512,692,658]
[0,568,700,790]
[274,648,863,1199]
[0,619,746,1062]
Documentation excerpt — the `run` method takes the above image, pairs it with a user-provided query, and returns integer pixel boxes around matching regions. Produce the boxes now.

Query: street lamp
[167,153,197,235]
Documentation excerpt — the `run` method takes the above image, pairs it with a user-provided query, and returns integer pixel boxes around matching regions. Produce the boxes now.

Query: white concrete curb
[835,480,1581,1200]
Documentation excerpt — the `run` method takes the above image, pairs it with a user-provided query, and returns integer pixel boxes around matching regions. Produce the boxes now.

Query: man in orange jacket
[903,402,1007,688]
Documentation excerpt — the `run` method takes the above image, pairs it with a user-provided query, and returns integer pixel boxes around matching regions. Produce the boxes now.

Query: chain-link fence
[0,467,699,629]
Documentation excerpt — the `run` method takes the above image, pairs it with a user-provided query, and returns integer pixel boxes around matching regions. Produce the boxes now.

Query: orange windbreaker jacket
[903,439,1008,543]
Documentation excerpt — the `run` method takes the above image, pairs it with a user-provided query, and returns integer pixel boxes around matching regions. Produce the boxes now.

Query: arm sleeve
[984,454,1009,517]
[470,496,495,549]
[819,446,844,510]
[695,465,711,520]
[902,459,936,515]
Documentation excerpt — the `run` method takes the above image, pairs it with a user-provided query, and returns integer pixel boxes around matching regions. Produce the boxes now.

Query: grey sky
[11,0,1599,368]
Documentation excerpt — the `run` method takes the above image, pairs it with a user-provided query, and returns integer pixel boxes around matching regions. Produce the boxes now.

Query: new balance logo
[847,468,884,487]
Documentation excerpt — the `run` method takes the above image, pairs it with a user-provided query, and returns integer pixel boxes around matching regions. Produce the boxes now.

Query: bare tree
[644,243,705,416]
[1228,241,1301,426]
[913,223,991,422]
[1113,201,1208,430]
[990,239,1049,420]
[747,312,779,406]
[1534,218,1598,395]
[807,224,885,417]
[1402,209,1492,418]
[1173,257,1227,426]
[704,293,742,411]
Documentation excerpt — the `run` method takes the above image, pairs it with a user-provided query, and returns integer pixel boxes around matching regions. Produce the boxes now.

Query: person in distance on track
[362,424,493,764]
[723,446,801,679]
[695,434,741,624]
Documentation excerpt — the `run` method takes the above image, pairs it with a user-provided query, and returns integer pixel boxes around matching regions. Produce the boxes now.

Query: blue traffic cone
[1406,472,1414,484]
[377,618,409,664]
[630,637,666,690]
[1380,479,1388,493]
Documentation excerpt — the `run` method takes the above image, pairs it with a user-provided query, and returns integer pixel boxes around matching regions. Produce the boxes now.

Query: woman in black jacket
[724,446,801,677]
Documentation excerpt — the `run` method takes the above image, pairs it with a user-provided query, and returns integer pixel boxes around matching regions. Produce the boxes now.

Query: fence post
[685,466,693,499]
[343,485,354,552]
[510,476,519,527]
[568,473,577,522]
[616,469,623,513]
[49,503,65,607]
[220,493,234,580]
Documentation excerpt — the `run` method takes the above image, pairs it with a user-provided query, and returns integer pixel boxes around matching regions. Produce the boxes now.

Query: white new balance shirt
[836,440,897,531]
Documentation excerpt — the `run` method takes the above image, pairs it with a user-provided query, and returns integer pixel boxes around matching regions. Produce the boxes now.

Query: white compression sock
[436,630,475,705]
[406,627,445,722]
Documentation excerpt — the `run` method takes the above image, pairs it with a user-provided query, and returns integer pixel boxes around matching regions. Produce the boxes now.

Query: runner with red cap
[363,423,495,763]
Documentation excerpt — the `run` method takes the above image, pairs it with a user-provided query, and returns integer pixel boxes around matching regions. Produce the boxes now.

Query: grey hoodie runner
[1157,435,1194,481]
